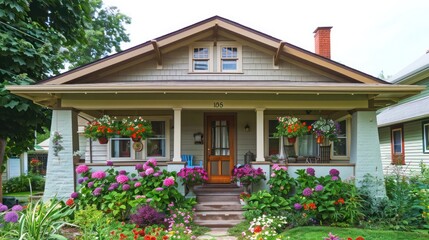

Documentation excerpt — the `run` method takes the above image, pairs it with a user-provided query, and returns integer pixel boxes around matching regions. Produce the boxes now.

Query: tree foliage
[0,0,131,201]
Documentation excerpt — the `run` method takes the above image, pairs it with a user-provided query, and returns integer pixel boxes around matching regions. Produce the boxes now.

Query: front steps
[193,184,245,228]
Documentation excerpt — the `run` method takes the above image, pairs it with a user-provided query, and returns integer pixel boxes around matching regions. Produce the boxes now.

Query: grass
[229,224,429,240]
[4,191,43,197]
[280,226,429,240]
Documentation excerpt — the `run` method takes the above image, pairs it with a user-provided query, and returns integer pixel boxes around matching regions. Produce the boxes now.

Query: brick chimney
[313,26,332,59]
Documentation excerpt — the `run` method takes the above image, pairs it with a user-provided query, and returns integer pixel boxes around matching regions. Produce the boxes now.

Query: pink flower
[106,161,113,166]
[134,182,141,187]
[163,177,175,187]
[145,167,154,175]
[116,175,129,184]
[155,187,164,191]
[76,165,89,174]
[91,171,106,179]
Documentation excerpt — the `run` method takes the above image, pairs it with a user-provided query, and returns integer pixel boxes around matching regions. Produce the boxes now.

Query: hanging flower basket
[98,136,109,144]
[287,137,297,144]
[275,116,311,139]
[311,117,340,143]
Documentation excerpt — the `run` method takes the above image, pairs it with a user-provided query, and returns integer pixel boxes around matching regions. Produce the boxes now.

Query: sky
[103,0,429,79]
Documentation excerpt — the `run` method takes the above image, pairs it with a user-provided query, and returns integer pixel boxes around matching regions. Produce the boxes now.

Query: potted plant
[239,192,251,205]
[311,117,340,145]
[231,164,266,193]
[275,116,311,144]
[177,167,208,196]
[120,116,153,142]
[84,115,117,144]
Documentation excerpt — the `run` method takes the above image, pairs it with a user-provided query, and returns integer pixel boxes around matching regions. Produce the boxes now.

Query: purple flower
[108,183,119,191]
[302,187,313,197]
[155,187,164,191]
[135,164,143,170]
[134,182,141,188]
[4,211,18,223]
[119,170,127,175]
[331,176,339,181]
[78,178,86,184]
[163,177,175,187]
[88,181,94,188]
[116,175,129,184]
[91,171,106,179]
[329,169,340,177]
[76,165,89,174]
[0,204,8,212]
[106,161,113,166]
[122,184,130,191]
[93,187,102,196]
[70,192,79,199]
[306,168,315,176]
[294,203,302,210]
[153,171,162,177]
[145,167,154,175]
[11,205,23,212]
[315,184,324,192]
[139,172,146,177]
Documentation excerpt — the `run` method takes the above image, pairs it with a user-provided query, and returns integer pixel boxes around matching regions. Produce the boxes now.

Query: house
[7,16,423,200]
[377,51,429,174]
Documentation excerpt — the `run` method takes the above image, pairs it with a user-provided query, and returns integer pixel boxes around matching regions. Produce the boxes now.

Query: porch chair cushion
[181,154,202,168]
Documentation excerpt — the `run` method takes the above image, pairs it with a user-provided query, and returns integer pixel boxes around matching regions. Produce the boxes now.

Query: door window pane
[211,120,230,156]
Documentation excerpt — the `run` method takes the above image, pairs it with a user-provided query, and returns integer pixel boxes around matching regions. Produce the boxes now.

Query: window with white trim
[424,121,429,154]
[108,118,170,161]
[217,43,242,72]
[190,44,212,72]
[391,125,404,165]
[333,119,348,157]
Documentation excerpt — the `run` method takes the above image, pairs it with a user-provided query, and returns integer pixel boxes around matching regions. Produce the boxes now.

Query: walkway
[196,228,238,240]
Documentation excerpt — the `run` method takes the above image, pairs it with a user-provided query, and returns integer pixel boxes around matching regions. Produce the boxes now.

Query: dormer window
[190,43,212,72]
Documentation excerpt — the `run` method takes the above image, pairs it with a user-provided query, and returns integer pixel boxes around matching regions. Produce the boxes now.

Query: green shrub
[3,174,45,193]
[243,190,291,220]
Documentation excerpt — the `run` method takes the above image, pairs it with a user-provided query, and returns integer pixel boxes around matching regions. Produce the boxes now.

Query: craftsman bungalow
[7,16,423,199]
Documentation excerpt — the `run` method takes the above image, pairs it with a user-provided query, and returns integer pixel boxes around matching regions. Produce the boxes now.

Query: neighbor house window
[217,43,242,72]
[108,117,170,161]
[190,44,212,72]
[333,119,348,157]
[423,121,429,153]
[391,126,404,165]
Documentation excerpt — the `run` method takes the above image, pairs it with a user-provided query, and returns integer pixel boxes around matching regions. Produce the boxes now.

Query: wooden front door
[205,114,235,183]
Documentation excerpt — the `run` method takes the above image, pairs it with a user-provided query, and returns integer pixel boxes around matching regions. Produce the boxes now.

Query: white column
[173,108,182,162]
[255,108,265,161]
[351,111,386,197]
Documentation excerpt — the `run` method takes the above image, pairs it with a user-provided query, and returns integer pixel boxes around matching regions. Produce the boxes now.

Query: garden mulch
[196,228,237,240]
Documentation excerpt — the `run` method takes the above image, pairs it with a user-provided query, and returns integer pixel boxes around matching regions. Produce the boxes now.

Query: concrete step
[195,201,243,211]
[194,219,244,228]
[195,211,245,221]
[197,194,240,202]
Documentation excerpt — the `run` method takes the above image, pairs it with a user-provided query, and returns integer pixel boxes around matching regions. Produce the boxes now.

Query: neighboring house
[377,51,429,174]
[7,16,423,199]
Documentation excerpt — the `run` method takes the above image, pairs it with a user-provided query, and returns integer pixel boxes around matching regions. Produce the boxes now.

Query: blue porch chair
[181,155,202,168]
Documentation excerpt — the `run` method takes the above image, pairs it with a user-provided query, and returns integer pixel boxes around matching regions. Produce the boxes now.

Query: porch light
[244,124,250,132]
[193,132,203,144]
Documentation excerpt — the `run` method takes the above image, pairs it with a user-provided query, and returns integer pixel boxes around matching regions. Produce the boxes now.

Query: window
[267,120,279,156]
[333,120,348,157]
[391,126,404,165]
[108,117,170,161]
[423,122,429,154]
[190,44,212,72]
[217,43,242,72]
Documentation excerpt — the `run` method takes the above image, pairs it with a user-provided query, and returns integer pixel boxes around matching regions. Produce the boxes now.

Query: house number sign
[213,102,224,108]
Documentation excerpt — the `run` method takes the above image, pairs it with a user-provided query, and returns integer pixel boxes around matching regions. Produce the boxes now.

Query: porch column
[255,108,265,161]
[350,111,386,197]
[172,108,182,162]
[43,109,79,201]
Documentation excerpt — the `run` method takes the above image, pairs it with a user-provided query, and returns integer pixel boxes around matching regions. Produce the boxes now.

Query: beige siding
[101,45,336,83]
[236,111,256,165]
[181,111,204,165]
[380,120,429,175]
[84,140,108,163]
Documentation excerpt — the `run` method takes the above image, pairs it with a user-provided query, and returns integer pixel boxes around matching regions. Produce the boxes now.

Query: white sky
[103,0,429,78]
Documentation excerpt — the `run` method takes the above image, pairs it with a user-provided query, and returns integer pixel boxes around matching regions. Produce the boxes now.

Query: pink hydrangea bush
[177,167,208,186]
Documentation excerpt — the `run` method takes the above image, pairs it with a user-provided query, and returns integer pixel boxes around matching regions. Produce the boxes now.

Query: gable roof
[7,16,424,109]
[39,15,384,85]
[388,51,429,84]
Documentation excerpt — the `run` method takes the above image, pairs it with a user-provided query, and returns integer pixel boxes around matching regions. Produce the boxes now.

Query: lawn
[279,226,429,240]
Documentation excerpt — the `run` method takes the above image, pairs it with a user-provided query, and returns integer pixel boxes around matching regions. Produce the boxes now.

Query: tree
[0,0,131,201]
